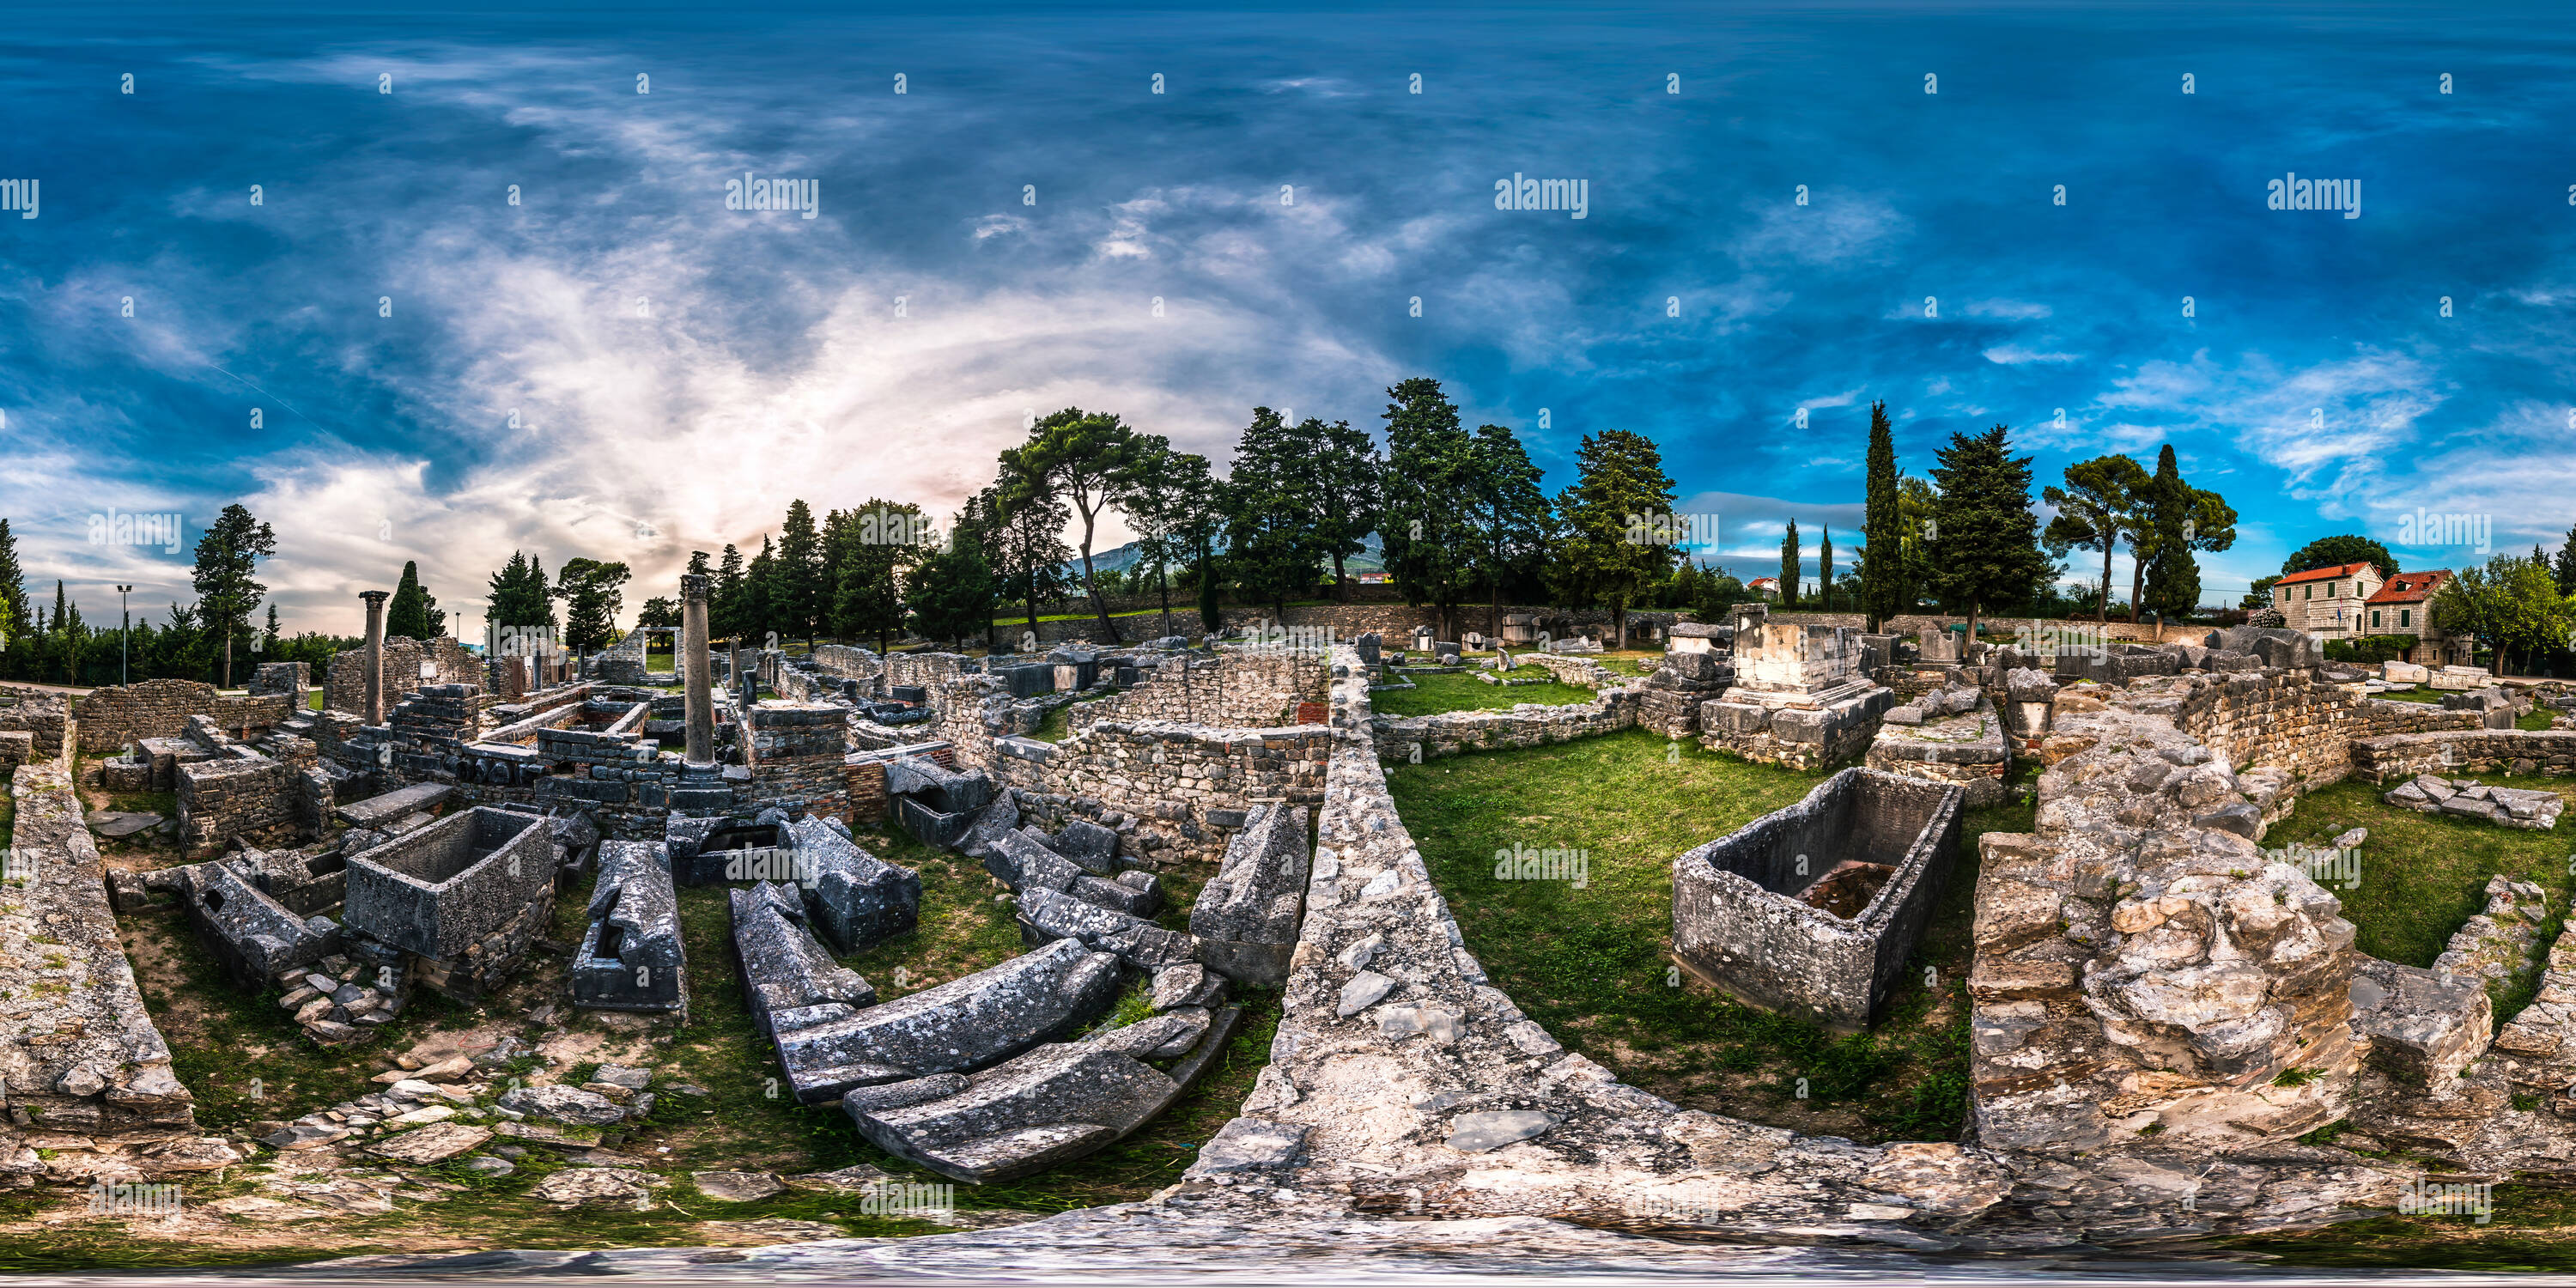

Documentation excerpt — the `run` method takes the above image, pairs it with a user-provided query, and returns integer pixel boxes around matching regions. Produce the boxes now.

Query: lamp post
[116,585,132,686]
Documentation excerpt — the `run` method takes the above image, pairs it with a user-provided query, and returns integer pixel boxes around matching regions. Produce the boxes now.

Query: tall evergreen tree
[2141,444,2239,623]
[745,536,779,647]
[1224,409,1330,620]
[987,467,1075,650]
[1819,527,1834,612]
[1929,425,2050,641]
[2555,525,2576,597]
[1309,418,1385,602]
[831,500,918,653]
[1008,408,1142,644]
[1378,378,1482,641]
[711,544,746,645]
[191,502,276,688]
[0,518,27,667]
[1779,519,1800,608]
[555,558,632,654]
[1469,422,1552,637]
[1121,436,1218,638]
[905,531,999,649]
[386,560,442,640]
[2281,535,2398,579]
[777,499,827,648]
[1858,401,1905,629]
[1545,429,1676,647]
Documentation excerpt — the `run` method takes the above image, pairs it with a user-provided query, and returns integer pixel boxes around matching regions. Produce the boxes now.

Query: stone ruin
[570,840,685,1013]
[1672,768,1965,1031]
[1701,620,1896,769]
[339,805,561,1006]
[1635,620,1734,738]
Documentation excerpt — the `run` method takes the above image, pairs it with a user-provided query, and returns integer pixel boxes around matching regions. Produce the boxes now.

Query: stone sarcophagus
[1672,768,1964,1032]
[342,805,557,1000]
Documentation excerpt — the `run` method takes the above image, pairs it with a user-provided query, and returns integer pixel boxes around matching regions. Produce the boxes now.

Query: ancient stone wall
[0,760,202,1167]
[324,636,480,717]
[176,752,302,853]
[811,645,885,686]
[990,720,1330,865]
[75,678,295,754]
[2172,670,2476,786]
[0,686,70,757]
[1370,689,1641,764]
[1068,647,1327,732]
[588,628,653,685]
[2354,728,2576,781]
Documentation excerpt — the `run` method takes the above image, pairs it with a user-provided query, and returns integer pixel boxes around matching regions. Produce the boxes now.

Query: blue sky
[3,0,2572,635]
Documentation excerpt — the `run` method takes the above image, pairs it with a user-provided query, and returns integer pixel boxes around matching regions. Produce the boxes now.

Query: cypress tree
[1820,526,1834,612]
[1780,519,1800,608]
[1859,401,1904,629]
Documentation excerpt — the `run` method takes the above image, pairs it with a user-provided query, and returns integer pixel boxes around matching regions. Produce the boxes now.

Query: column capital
[681,573,711,601]
[360,589,390,605]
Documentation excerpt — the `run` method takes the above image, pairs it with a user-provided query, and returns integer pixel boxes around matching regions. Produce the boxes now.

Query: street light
[115,585,132,686]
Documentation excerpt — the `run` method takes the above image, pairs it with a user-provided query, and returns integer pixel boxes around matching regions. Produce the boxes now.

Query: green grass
[2221,1185,2576,1271]
[2266,775,2576,1021]
[1385,726,2032,1141]
[1371,667,1600,718]
[2374,687,2442,704]
[2519,708,2559,732]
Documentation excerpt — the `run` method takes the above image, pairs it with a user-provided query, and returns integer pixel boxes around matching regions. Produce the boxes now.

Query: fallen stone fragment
[692,1170,787,1202]
[368,1122,494,1165]
[1445,1109,1557,1153]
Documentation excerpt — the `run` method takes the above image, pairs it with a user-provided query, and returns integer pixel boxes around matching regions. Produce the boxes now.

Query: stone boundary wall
[1069,648,1327,732]
[1520,653,1618,688]
[2170,670,2478,786]
[0,686,70,758]
[1370,688,1641,764]
[811,645,886,686]
[2353,729,2576,782]
[1170,641,2409,1249]
[991,720,1330,865]
[74,679,295,754]
[0,759,203,1169]
[325,636,480,717]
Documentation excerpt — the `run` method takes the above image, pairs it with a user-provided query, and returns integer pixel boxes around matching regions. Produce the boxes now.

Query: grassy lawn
[2266,775,2576,1021]
[1386,726,2033,1143]
[1372,667,1601,718]
[2223,1185,2576,1271]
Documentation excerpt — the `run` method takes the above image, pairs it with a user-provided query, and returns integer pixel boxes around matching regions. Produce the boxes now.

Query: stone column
[360,590,390,726]
[680,574,715,766]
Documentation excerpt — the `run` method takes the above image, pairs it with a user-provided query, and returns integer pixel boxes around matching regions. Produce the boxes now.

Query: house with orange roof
[2269,562,2385,640]
[2362,568,2466,665]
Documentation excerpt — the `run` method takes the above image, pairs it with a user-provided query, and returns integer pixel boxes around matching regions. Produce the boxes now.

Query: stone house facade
[2362,568,2467,664]
[2270,562,2385,640]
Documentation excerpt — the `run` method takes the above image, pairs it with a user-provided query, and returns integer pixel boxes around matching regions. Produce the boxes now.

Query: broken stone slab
[847,1044,1174,1185]
[1017,886,1197,969]
[592,1064,651,1091]
[1445,1109,1557,1153]
[691,1170,787,1202]
[1085,1006,1212,1060]
[1188,1117,1307,1176]
[263,1123,352,1151]
[1188,801,1310,986]
[2351,956,2493,1087]
[530,1167,663,1209]
[781,1163,898,1193]
[986,829,1084,894]
[368,1121,495,1165]
[1338,971,1396,1017]
[1050,818,1121,875]
[334,781,457,829]
[730,881,878,1042]
[88,811,165,839]
[766,937,1121,1103]
[1151,963,1228,1012]
[1068,872,1158,917]
[497,1084,628,1127]
[957,796,1024,861]
[790,816,920,954]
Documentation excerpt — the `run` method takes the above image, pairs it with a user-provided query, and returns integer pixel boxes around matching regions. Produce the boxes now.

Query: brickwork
[75,679,295,754]
[325,636,480,717]
[0,685,70,757]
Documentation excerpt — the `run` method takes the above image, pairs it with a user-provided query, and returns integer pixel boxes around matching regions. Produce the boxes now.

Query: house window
[2304,585,2312,600]
[2400,608,2411,629]
[2371,610,2381,629]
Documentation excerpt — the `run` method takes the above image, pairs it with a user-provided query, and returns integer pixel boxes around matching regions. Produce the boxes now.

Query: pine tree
[1544,429,1676,647]
[777,499,826,647]
[191,503,276,688]
[2556,525,2576,596]
[1378,378,1481,641]
[1224,409,1330,621]
[711,544,745,645]
[555,558,631,654]
[831,500,915,653]
[2141,444,2236,623]
[386,560,440,640]
[1469,422,1552,637]
[1008,409,1142,644]
[1780,519,1800,609]
[1859,402,1905,629]
[1929,425,2050,641]
[906,535,999,649]
[0,518,27,669]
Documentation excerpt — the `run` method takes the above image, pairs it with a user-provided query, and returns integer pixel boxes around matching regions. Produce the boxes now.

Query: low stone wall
[75,679,295,755]
[990,720,1329,864]
[2172,669,2478,786]
[0,759,204,1175]
[0,686,70,758]
[325,636,480,717]
[1370,688,1640,764]
[1868,699,2009,805]
[176,751,302,853]
[1520,653,1617,688]
[810,645,886,686]
[1069,647,1327,732]
[2353,729,2576,782]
